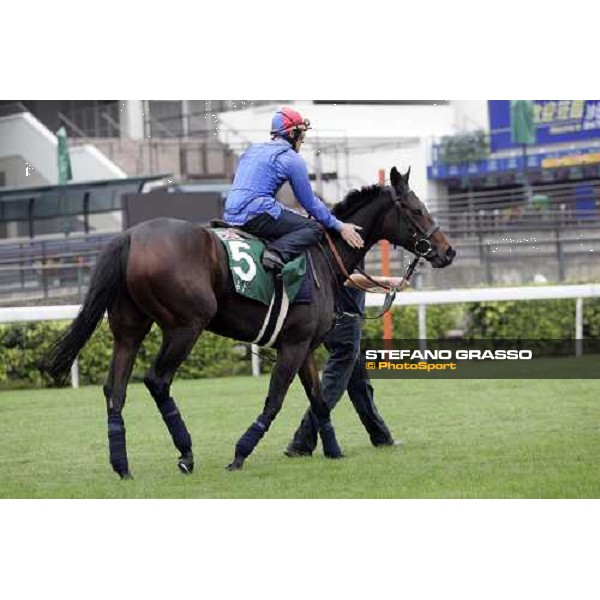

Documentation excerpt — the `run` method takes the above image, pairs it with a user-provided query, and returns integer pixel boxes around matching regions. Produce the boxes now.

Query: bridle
[387,185,440,259]
[321,184,441,318]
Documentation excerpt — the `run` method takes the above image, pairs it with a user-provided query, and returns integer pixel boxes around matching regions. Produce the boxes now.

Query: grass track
[0,375,598,498]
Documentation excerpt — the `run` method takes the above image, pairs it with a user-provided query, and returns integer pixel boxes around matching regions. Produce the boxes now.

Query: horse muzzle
[430,245,456,268]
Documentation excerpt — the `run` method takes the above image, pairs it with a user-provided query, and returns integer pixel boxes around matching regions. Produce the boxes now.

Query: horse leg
[104,319,151,480]
[144,323,203,474]
[298,352,344,459]
[227,342,309,471]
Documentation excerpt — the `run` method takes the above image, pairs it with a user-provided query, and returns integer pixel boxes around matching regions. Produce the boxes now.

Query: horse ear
[390,166,400,188]
[403,167,411,183]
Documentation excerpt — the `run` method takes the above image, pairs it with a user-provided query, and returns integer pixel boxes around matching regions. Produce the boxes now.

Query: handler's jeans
[288,313,394,453]
[241,210,324,262]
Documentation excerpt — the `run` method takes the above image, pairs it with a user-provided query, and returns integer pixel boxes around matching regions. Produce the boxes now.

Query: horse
[44,166,455,478]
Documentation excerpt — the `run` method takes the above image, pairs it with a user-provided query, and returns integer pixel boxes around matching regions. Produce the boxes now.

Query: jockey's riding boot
[262,248,286,273]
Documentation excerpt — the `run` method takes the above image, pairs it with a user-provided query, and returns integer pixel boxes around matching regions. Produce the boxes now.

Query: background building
[1,99,599,305]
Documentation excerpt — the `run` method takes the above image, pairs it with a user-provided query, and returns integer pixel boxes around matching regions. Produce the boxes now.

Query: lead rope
[323,231,422,319]
[360,256,421,320]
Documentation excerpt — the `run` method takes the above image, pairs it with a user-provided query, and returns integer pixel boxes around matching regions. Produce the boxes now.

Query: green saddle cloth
[213,228,307,306]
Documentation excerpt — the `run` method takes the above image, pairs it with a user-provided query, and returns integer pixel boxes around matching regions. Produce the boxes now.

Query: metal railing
[0,233,116,304]
[143,101,286,139]
[0,260,93,304]
[436,209,600,237]
[58,112,88,137]
[65,126,236,180]
[1,223,600,306]
[58,103,121,138]
[0,101,29,119]
[436,179,600,208]
[431,179,600,236]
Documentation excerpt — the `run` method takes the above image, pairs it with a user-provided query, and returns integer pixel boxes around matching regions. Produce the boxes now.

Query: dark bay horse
[45,167,455,478]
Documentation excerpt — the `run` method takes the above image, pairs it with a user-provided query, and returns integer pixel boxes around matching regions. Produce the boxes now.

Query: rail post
[415,271,427,352]
[251,344,261,376]
[77,257,84,303]
[556,228,565,282]
[70,358,79,389]
[575,297,583,357]
[378,169,393,342]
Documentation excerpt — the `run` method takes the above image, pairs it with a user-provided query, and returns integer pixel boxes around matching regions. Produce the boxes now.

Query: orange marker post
[378,169,394,342]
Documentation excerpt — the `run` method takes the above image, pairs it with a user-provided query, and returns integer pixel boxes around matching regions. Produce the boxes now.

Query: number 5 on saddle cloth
[213,227,312,347]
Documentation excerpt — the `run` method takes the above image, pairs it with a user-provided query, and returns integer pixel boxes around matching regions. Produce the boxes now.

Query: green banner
[56,126,73,184]
[510,100,536,146]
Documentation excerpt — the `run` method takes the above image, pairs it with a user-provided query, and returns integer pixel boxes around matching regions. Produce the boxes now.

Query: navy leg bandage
[157,397,192,455]
[235,415,271,459]
[107,414,129,475]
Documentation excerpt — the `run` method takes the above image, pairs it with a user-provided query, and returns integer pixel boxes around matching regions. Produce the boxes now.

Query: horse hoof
[226,457,245,471]
[178,461,193,474]
[120,472,134,480]
[178,452,194,474]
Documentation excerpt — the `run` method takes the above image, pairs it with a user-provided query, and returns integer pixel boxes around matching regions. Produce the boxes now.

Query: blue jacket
[224,139,343,231]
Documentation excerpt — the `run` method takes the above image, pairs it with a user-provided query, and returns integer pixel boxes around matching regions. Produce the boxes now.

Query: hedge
[466,297,600,339]
[0,321,251,389]
[1,297,598,389]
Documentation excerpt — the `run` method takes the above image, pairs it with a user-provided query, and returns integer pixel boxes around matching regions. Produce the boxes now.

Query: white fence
[1,284,599,387]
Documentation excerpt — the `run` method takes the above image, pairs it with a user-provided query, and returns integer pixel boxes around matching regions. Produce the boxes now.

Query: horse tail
[43,233,131,384]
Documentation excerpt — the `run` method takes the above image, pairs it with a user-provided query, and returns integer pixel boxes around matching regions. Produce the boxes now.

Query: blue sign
[488,100,600,152]
[427,146,600,181]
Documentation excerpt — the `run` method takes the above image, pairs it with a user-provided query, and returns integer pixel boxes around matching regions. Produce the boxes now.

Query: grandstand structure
[0,100,599,304]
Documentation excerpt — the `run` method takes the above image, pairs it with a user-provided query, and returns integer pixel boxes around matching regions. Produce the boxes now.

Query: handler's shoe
[284,445,313,458]
[373,439,403,448]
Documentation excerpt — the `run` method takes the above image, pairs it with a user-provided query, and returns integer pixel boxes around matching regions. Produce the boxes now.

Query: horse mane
[332,184,383,219]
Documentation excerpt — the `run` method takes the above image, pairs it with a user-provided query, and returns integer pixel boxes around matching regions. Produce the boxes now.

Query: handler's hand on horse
[340,223,364,249]
[385,276,410,291]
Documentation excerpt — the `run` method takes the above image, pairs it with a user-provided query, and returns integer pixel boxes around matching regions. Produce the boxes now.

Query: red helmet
[270,107,311,138]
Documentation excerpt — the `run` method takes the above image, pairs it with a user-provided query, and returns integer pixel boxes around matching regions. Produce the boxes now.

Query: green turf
[0,373,598,498]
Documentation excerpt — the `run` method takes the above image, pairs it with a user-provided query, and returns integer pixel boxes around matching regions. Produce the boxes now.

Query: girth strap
[252,278,289,348]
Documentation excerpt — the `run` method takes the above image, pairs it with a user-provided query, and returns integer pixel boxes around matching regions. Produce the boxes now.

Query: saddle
[210,220,260,241]
[210,220,319,295]
[210,221,316,347]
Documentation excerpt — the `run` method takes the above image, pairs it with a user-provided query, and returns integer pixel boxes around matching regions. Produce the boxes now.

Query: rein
[324,231,376,293]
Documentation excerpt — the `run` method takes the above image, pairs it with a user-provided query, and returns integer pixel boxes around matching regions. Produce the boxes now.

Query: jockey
[224,106,364,271]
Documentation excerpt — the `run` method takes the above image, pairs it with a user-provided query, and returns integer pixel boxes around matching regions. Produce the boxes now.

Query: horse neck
[328,192,390,282]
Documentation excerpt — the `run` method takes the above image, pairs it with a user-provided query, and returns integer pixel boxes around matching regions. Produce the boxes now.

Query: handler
[285,268,408,456]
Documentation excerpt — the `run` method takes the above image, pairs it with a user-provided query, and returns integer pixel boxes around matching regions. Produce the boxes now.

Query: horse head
[383,166,455,268]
